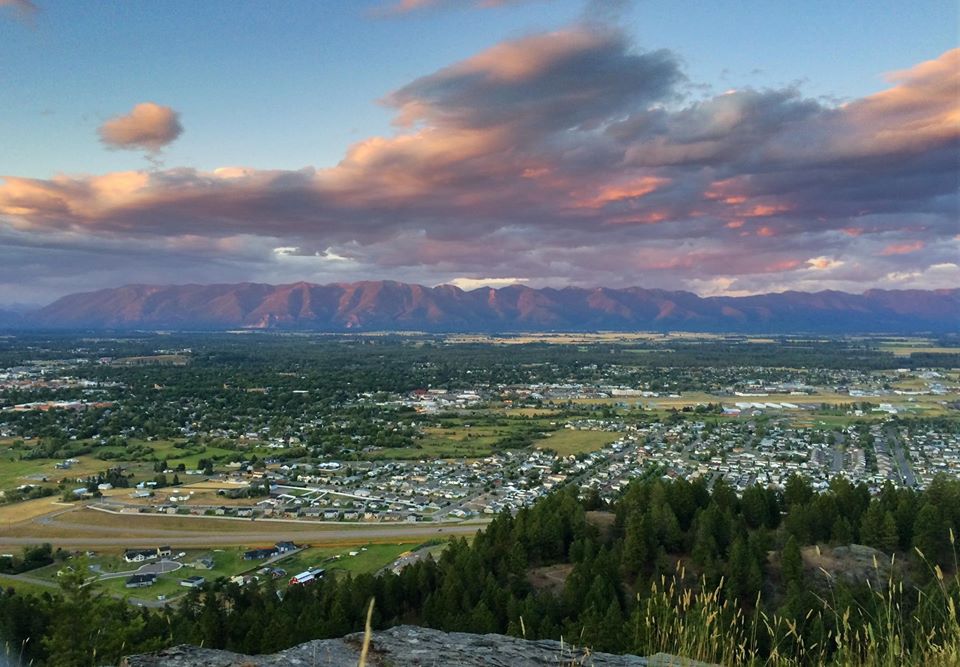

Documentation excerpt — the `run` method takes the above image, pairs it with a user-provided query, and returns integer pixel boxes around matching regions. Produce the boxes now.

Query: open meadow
[536,429,620,456]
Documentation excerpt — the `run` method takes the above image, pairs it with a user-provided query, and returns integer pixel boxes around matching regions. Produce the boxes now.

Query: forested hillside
[2,475,959,666]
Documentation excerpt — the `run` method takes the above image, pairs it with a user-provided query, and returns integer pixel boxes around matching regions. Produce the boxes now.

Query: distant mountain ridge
[6,281,959,333]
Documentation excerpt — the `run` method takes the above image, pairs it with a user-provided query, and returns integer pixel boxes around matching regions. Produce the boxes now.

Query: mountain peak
[8,281,958,333]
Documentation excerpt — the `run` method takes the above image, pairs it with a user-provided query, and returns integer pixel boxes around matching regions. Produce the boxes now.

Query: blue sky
[3,0,955,177]
[0,0,957,303]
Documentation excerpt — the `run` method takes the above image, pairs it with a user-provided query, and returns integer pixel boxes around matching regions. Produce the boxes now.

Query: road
[831,432,845,474]
[883,424,917,487]
[96,559,183,580]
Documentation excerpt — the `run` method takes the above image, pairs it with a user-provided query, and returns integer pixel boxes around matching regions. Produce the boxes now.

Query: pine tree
[781,536,804,588]
[43,561,145,667]
[621,513,651,580]
[831,516,853,544]
[913,502,950,566]
[880,511,899,553]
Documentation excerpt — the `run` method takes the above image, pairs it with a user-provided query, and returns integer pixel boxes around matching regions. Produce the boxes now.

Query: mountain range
[3,281,958,333]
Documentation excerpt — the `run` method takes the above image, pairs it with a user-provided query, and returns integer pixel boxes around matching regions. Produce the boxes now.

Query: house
[124,548,158,563]
[243,548,277,560]
[157,545,172,558]
[289,567,324,586]
[274,541,296,553]
[125,573,157,588]
[180,576,205,588]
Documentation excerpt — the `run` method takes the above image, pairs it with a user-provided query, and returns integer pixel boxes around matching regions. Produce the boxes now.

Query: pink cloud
[98,102,183,152]
[0,31,956,299]
[574,176,670,209]
[881,240,925,256]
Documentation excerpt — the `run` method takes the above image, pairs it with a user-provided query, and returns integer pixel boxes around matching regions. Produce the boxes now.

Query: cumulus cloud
[806,256,845,271]
[0,28,957,302]
[447,277,529,289]
[98,102,183,152]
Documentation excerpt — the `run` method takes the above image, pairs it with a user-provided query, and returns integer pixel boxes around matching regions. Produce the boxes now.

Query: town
[1,334,956,525]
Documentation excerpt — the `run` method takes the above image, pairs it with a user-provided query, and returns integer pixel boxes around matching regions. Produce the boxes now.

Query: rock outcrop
[121,625,712,666]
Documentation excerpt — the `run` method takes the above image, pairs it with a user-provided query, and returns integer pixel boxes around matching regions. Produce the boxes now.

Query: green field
[34,541,427,602]
[536,429,620,456]
[364,419,551,460]
[274,542,420,579]
[0,437,261,496]
[327,542,418,575]
[0,573,54,596]
[73,547,257,601]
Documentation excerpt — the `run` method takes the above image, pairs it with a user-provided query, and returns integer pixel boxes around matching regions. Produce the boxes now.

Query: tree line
[1,475,958,666]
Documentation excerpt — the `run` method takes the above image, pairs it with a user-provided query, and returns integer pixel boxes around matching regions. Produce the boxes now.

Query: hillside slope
[19,281,960,332]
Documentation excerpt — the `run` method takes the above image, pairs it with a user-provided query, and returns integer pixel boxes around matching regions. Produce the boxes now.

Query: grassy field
[99,542,422,600]
[536,429,620,456]
[0,573,54,596]
[366,423,510,460]
[94,547,251,600]
[0,540,439,604]
[0,497,71,525]
[273,542,418,579]
[0,436,269,498]
[329,542,417,575]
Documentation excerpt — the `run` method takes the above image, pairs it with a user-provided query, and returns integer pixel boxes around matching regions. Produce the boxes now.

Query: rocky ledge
[121,625,711,666]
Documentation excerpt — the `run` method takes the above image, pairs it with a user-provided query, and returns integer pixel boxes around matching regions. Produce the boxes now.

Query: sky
[0,0,957,305]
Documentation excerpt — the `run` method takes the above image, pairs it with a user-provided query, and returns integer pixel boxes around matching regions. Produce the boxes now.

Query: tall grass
[627,540,960,667]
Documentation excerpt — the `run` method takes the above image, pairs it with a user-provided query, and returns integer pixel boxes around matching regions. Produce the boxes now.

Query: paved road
[97,559,183,580]
[883,424,917,487]
[831,431,845,474]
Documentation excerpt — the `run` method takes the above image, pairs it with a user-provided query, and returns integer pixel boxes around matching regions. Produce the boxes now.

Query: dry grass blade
[357,597,375,667]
